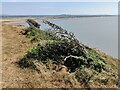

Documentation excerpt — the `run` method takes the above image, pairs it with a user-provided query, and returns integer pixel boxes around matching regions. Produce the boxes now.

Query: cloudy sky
[1,1,118,15]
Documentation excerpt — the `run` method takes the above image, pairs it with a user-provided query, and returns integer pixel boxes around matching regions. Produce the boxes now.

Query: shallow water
[40,16,118,58]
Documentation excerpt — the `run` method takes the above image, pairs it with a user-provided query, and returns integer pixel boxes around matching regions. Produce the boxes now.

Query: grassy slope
[2,24,118,88]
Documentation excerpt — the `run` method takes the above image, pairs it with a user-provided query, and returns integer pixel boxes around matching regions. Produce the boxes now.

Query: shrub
[18,58,36,69]
[26,40,86,62]
[86,47,106,72]
[21,40,106,72]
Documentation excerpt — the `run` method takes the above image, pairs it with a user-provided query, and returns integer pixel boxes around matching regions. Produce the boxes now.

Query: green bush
[26,40,85,62]
[86,47,106,72]
[18,58,36,69]
[21,40,106,72]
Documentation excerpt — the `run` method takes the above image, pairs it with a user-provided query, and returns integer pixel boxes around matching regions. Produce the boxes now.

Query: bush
[86,47,106,72]
[18,58,36,69]
[26,40,85,62]
[21,40,106,72]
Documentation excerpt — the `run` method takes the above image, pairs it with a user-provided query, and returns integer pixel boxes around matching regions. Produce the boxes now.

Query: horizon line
[1,14,117,16]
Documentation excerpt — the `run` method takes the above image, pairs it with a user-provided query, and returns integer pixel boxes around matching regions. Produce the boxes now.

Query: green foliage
[20,40,106,73]
[26,40,85,62]
[64,56,86,72]
[27,28,38,36]
[86,47,106,72]
[18,58,36,69]
[23,27,58,43]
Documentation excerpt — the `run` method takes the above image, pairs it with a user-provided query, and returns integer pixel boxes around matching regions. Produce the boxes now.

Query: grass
[18,25,112,88]
[23,27,57,44]
[13,21,118,88]
[75,68,95,85]
[3,23,119,88]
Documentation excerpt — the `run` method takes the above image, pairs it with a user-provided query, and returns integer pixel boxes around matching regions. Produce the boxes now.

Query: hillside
[2,20,119,89]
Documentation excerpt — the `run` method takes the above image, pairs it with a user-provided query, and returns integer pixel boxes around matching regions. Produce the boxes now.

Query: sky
[1,2,118,15]
[1,0,120,2]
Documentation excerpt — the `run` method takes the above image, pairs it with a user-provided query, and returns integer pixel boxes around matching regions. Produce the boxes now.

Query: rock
[58,65,69,75]
[26,19,40,29]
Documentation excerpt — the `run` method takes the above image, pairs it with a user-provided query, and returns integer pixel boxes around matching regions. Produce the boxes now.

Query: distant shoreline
[0,15,117,24]
[0,15,117,19]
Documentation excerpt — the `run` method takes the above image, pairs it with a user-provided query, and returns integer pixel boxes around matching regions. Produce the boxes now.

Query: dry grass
[2,24,119,88]
[0,23,2,89]
[2,24,80,88]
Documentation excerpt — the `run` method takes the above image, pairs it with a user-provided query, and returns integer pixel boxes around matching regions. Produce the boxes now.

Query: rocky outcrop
[26,19,40,29]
